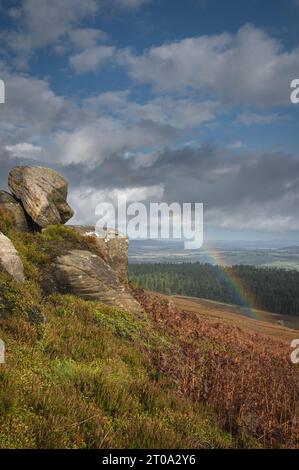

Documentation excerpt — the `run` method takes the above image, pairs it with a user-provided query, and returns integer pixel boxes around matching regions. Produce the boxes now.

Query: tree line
[129,263,299,316]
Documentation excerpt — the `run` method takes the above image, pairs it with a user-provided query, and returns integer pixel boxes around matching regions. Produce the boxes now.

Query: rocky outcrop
[0,190,38,232]
[8,166,74,228]
[0,232,25,282]
[52,250,143,316]
[1,165,142,319]
[72,226,129,284]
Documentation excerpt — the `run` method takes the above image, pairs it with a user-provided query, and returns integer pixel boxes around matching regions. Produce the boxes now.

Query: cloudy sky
[0,0,299,242]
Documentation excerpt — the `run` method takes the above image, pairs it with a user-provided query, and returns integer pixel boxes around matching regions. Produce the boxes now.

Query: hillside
[172,296,299,340]
[133,289,299,449]
[0,166,298,449]
[0,226,235,449]
[0,245,298,448]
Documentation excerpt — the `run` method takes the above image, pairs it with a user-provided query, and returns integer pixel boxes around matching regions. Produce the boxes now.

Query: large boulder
[72,226,129,284]
[0,190,38,232]
[52,250,143,316]
[0,232,25,282]
[8,166,74,228]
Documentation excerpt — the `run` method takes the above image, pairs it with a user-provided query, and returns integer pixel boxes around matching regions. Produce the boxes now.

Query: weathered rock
[53,250,143,316]
[0,232,25,282]
[71,226,129,284]
[0,190,38,232]
[8,166,74,228]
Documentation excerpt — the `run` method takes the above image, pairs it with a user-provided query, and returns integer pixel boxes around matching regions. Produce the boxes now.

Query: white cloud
[70,46,116,73]
[69,183,162,225]
[61,144,299,234]
[206,197,299,233]
[2,0,151,68]
[88,90,220,128]
[236,112,288,125]
[123,150,160,169]
[4,0,99,65]
[226,141,245,149]
[0,70,180,169]
[5,142,43,158]
[68,28,108,50]
[46,90,220,167]
[50,117,174,166]
[118,24,299,106]
[0,70,73,138]
[114,0,151,7]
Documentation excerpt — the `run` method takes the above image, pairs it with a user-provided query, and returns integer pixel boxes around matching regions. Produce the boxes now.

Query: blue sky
[0,0,299,242]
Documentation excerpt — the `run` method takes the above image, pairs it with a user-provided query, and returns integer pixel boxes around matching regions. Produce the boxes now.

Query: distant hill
[129,239,299,270]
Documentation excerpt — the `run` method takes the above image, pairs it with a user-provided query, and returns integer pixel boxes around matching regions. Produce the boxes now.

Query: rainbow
[203,241,260,320]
